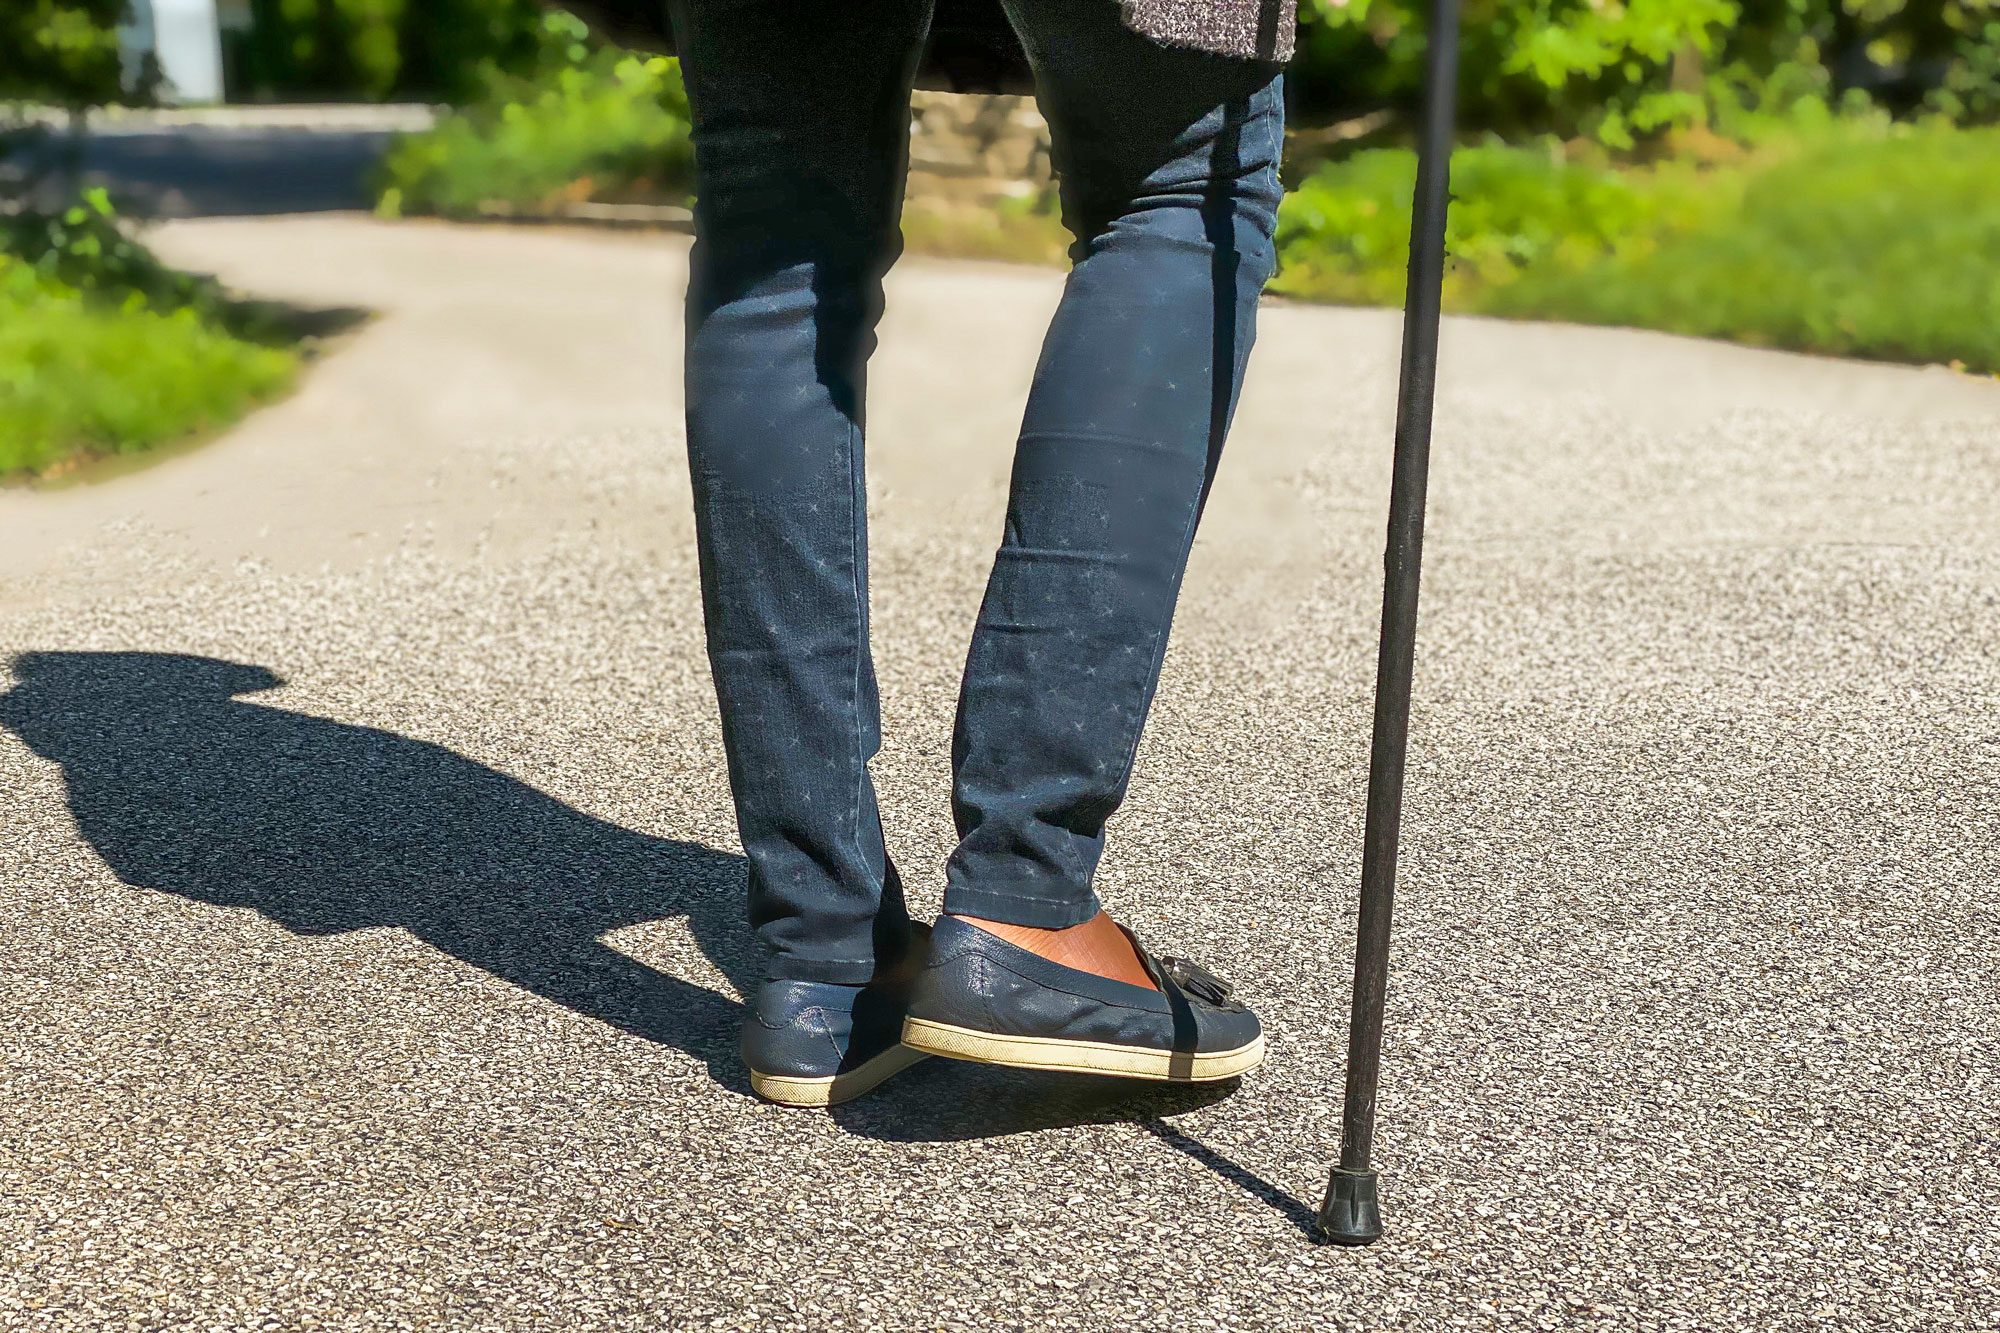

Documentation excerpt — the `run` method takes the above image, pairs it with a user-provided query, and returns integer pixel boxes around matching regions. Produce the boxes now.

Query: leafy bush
[0,257,296,477]
[1273,140,1715,304]
[1292,0,2000,143]
[1,187,222,315]
[375,20,692,218]
[1294,0,1738,141]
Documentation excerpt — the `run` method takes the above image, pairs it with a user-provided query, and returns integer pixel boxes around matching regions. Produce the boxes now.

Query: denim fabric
[669,0,1284,983]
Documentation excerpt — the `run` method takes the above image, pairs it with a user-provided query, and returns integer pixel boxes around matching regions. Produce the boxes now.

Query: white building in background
[118,0,252,104]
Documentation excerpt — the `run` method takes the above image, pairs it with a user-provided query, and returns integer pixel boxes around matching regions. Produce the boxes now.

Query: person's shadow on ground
[3,651,1308,1224]
[1,650,757,1088]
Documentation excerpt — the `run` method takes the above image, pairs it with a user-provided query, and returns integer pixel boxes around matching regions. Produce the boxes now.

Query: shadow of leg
[1,650,755,1087]
[416,925,754,1094]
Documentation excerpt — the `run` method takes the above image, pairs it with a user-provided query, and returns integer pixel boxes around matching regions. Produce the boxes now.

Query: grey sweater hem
[1120,0,1297,62]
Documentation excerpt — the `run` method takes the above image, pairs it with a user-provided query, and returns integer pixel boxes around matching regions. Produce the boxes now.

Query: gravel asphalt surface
[2,217,1995,1330]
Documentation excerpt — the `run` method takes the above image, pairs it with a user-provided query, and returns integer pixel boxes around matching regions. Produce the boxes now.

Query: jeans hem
[764,954,881,986]
[941,885,1102,930]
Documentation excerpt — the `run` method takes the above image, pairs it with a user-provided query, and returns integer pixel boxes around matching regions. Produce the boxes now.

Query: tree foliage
[1292,0,2000,138]
[0,0,129,109]
[231,0,548,103]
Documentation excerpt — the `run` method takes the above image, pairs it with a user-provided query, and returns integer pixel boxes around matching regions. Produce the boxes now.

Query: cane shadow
[0,650,757,1090]
[833,1061,1319,1237]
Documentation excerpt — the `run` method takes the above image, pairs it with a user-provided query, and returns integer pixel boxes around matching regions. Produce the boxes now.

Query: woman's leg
[942,2,1285,932]
[669,0,934,984]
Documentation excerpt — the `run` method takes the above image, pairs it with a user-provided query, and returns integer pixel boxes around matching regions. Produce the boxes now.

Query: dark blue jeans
[668,0,1284,984]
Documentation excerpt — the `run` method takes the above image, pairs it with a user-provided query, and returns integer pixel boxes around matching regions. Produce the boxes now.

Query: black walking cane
[1314,0,1461,1248]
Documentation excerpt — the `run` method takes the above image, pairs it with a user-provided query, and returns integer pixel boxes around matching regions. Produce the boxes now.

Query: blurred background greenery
[2,0,1996,474]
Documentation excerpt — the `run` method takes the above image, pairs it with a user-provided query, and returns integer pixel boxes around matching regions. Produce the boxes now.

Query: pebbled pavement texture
[2,217,1996,1330]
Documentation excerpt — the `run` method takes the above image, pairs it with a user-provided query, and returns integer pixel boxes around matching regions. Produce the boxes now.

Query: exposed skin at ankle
[951,910,1158,990]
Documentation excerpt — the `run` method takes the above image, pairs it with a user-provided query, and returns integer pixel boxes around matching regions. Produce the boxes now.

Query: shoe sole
[900,1017,1264,1083]
[748,1043,930,1108]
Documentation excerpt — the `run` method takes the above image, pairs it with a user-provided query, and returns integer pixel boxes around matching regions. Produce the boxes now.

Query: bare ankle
[950,911,1157,990]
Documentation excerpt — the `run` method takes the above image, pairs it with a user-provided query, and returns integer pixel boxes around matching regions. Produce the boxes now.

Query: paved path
[10,107,434,217]
[2,217,1995,1331]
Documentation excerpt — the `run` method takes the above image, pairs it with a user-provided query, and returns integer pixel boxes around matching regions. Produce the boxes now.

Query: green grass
[1491,127,2000,370]
[1272,123,2000,374]
[0,260,297,479]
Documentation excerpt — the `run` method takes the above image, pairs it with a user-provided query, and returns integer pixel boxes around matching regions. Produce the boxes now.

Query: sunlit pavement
[2,216,1994,1330]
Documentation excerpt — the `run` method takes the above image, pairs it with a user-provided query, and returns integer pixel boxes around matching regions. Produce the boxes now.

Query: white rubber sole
[900,1016,1264,1083]
[748,1043,929,1108]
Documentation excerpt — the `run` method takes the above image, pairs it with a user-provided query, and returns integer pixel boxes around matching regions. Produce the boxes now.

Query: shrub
[1,187,222,316]
[375,24,693,218]
[1291,0,2000,143]
[1272,140,1715,305]
[1293,0,1739,142]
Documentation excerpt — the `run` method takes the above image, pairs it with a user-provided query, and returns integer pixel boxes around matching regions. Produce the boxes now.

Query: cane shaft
[1321,0,1460,1241]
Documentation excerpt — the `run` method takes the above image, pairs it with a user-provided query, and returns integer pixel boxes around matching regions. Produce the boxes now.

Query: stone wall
[907,90,1052,202]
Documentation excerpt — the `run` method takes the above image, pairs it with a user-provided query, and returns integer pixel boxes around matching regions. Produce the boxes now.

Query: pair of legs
[669,0,1285,986]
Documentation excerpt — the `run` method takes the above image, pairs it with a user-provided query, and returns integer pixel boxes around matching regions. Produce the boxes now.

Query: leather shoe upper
[906,915,1260,1055]
[741,923,928,1079]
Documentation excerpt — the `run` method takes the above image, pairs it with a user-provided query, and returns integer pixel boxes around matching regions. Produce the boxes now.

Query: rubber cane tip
[1315,1167,1383,1246]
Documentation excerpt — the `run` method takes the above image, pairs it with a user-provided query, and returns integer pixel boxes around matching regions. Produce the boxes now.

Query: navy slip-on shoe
[900,916,1264,1083]
[741,925,931,1107]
